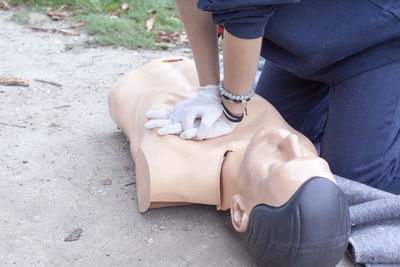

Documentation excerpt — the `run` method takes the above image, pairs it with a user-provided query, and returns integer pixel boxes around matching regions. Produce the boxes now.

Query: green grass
[83,13,156,49]
[10,8,30,24]
[8,0,184,49]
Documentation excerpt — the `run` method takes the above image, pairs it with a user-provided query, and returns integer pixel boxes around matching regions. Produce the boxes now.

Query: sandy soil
[0,10,352,267]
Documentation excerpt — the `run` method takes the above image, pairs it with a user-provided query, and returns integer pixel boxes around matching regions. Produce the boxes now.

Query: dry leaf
[101,178,112,185]
[121,3,130,10]
[162,6,174,10]
[146,15,157,32]
[45,6,71,20]
[0,1,11,10]
[154,42,169,50]
[157,31,188,45]
[0,74,29,87]
[147,8,156,14]
[108,3,130,17]
[74,9,88,15]
[109,9,121,17]
[179,31,189,45]
[157,31,174,42]
[63,20,85,29]
[64,228,82,242]
[55,4,69,13]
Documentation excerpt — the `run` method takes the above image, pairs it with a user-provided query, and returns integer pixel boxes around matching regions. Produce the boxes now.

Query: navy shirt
[198,0,400,82]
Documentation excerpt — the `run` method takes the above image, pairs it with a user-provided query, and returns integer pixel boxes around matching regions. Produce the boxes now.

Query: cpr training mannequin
[108,58,350,267]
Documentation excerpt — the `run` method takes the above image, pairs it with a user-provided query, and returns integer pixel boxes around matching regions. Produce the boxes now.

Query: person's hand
[144,85,237,139]
[179,115,237,140]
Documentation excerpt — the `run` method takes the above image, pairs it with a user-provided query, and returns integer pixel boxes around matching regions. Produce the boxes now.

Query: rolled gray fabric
[335,175,400,266]
[365,264,400,267]
[349,219,400,264]
[349,198,400,226]
[335,175,395,205]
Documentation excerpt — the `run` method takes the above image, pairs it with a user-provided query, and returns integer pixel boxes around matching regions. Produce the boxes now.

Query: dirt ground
[0,10,353,267]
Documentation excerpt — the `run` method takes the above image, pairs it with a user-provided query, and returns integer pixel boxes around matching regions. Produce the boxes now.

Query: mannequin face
[231,127,334,232]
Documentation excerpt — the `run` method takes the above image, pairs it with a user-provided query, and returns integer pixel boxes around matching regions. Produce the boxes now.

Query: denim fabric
[256,60,400,194]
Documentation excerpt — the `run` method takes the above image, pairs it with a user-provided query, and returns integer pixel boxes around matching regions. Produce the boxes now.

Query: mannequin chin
[108,57,350,267]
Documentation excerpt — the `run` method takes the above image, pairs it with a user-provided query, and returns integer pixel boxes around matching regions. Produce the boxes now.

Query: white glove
[145,85,237,140]
[179,115,237,140]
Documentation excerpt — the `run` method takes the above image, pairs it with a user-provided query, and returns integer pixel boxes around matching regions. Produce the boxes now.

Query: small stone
[49,122,59,127]
[147,238,154,244]
[101,178,112,185]
[159,226,165,230]
[22,161,28,164]
[64,228,83,242]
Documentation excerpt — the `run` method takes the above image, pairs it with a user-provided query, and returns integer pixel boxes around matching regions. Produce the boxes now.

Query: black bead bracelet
[221,101,245,123]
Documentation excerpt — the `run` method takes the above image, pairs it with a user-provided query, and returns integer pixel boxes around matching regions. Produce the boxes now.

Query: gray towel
[335,175,400,266]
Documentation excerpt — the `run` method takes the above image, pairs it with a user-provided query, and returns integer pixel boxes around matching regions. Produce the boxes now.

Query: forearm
[222,31,262,114]
[176,0,220,86]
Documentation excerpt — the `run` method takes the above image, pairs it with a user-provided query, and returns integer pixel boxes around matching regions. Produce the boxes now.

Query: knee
[322,143,399,193]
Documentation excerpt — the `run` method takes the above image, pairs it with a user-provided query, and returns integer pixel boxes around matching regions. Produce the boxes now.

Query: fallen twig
[61,20,85,29]
[26,26,80,36]
[74,9,88,15]
[34,79,62,87]
[26,26,53,32]
[53,105,71,109]
[0,74,29,87]
[0,1,10,10]
[125,182,136,186]
[55,28,80,36]
[0,122,27,128]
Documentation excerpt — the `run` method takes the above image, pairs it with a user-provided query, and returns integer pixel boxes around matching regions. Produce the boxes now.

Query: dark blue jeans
[256,61,400,194]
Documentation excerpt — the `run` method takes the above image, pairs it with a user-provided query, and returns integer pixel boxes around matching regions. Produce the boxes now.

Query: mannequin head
[231,128,350,267]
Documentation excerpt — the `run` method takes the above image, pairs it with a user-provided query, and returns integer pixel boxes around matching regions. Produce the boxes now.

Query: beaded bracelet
[219,81,255,104]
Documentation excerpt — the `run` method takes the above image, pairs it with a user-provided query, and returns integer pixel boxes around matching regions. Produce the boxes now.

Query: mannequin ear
[231,195,250,233]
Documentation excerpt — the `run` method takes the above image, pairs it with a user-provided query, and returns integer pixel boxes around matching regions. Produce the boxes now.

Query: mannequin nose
[283,134,303,159]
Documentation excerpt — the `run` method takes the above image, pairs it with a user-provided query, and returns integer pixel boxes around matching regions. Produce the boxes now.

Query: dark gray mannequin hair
[241,177,350,267]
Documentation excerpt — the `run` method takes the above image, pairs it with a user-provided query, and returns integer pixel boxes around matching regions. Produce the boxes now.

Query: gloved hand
[145,85,237,140]
[179,115,237,140]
